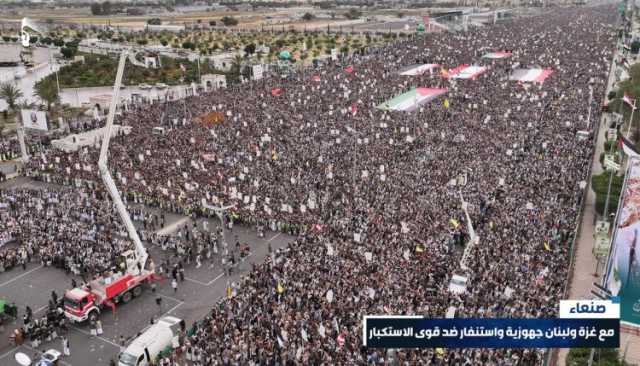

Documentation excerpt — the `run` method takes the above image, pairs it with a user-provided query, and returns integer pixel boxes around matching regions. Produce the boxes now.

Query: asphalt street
[0,178,293,366]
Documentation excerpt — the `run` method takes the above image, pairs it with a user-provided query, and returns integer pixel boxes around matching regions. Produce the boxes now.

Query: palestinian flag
[618,131,640,157]
[623,93,637,110]
[448,64,488,79]
[510,68,554,83]
[377,87,448,112]
[482,51,512,59]
[398,63,440,76]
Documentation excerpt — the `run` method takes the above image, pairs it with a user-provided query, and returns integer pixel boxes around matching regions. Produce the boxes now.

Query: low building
[201,74,227,91]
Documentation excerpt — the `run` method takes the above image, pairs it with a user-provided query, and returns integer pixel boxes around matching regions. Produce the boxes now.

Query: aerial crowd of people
[0,3,622,365]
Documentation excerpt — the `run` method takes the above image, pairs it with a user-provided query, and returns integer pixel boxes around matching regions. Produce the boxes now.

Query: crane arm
[98,51,148,272]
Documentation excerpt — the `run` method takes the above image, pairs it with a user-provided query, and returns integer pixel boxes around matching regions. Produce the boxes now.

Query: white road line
[34,304,48,314]
[0,346,18,361]
[155,217,191,236]
[0,265,44,288]
[158,293,182,304]
[161,301,184,318]
[267,232,282,242]
[184,277,209,286]
[206,273,224,286]
[71,326,121,348]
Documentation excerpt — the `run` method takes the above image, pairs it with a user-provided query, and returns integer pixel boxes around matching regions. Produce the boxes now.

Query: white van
[118,316,182,366]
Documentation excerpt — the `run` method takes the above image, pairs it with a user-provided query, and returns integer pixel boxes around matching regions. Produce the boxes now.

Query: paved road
[0,178,294,366]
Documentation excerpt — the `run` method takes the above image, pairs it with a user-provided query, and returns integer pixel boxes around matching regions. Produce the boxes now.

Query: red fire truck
[64,251,157,323]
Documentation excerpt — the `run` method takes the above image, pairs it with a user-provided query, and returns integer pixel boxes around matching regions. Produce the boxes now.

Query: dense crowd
[0,4,620,365]
[0,187,132,277]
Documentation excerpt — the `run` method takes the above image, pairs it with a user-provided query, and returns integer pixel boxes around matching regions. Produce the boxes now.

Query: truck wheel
[89,310,98,322]
[132,286,143,297]
[122,291,133,303]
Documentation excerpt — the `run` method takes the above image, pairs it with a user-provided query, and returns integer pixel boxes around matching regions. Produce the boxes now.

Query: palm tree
[34,78,59,111]
[0,82,24,112]
[229,54,243,84]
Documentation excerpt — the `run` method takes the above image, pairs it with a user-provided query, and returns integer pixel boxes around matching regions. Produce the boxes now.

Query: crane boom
[98,51,148,272]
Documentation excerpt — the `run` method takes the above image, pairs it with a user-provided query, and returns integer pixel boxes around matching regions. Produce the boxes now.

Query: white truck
[118,316,182,366]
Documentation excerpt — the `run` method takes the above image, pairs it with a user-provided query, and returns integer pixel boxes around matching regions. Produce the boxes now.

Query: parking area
[0,178,294,365]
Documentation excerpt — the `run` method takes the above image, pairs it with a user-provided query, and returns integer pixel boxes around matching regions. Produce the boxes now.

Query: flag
[271,88,283,97]
[543,241,551,252]
[449,218,460,228]
[226,282,232,298]
[344,66,354,73]
[443,98,450,109]
[277,283,285,294]
[351,103,358,115]
[312,75,321,82]
[440,68,449,78]
[436,348,445,358]
[618,130,640,157]
[415,244,425,253]
[624,93,636,110]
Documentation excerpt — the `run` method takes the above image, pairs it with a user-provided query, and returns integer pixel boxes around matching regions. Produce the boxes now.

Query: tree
[229,55,243,84]
[345,8,362,20]
[34,78,59,111]
[244,43,256,56]
[182,41,196,50]
[0,83,24,111]
[90,3,102,15]
[160,39,168,47]
[221,16,239,26]
[52,38,65,47]
[147,18,162,26]
[60,47,77,59]
[302,12,314,21]
[209,20,217,26]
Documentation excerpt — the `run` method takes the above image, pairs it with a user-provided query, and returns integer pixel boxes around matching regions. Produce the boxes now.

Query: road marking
[161,301,184,318]
[158,293,182,304]
[155,217,191,236]
[206,273,224,286]
[267,232,282,242]
[34,304,48,314]
[71,326,121,348]
[184,277,209,286]
[0,346,18,361]
[0,265,44,288]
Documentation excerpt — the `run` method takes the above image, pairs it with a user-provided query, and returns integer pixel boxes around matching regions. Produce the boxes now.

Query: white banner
[21,109,48,131]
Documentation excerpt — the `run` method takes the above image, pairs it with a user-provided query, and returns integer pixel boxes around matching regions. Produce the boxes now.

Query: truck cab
[63,288,97,323]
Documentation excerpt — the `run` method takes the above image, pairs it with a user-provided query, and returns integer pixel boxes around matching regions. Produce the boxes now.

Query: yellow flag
[277,283,285,294]
[449,218,460,228]
[415,244,424,253]
[272,149,278,161]
[443,98,450,109]
[436,348,445,358]
[227,285,232,298]
[543,241,551,251]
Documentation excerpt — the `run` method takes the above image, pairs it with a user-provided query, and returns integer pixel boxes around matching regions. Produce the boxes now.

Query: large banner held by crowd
[510,68,554,83]
[398,64,440,76]
[377,88,448,112]
[605,157,640,329]
[20,109,48,131]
